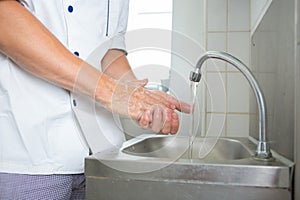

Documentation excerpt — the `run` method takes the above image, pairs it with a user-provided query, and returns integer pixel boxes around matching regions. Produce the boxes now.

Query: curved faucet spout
[190,51,273,161]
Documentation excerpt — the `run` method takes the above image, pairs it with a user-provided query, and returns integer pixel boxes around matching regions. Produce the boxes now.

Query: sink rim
[89,134,294,171]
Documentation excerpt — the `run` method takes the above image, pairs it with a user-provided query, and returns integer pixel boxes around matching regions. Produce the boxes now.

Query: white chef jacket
[0,0,128,174]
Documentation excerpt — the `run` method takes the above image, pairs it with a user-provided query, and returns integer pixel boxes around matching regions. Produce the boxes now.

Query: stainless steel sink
[122,136,251,161]
[85,135,294,200]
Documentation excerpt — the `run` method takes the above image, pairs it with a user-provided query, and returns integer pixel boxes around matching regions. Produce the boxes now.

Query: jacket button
[73,99,77,107]
[68,5,73,13]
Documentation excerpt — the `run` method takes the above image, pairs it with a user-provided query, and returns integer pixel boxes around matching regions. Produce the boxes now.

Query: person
[0,0,189,199]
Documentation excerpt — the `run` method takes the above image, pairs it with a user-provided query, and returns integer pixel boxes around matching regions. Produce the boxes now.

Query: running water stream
[188,81,199,159]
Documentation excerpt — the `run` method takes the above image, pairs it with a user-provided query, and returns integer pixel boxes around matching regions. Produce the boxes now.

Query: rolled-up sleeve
[108,0,129,52]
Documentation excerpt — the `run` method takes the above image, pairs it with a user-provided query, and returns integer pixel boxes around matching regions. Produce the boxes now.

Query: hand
[110,79,190,134]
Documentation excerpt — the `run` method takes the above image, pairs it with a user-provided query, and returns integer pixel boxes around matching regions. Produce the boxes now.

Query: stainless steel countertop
[85,135,294,189]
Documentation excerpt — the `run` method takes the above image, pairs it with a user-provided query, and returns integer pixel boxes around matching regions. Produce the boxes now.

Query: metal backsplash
[250,0,297,161]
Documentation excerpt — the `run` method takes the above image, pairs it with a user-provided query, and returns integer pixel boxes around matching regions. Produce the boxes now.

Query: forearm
[101,49,136,81]
[0,1,188,134]
[0,1,115,104]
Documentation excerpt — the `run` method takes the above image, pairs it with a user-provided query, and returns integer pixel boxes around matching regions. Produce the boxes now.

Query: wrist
[94,73,116,110]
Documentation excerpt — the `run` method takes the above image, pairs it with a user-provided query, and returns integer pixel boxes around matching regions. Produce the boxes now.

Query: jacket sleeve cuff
[109,34,127,55]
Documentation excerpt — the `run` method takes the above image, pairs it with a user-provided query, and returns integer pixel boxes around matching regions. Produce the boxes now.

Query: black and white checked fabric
[0,173,85,200]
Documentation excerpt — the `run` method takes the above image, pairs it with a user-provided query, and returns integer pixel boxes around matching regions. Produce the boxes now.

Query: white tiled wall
[207,0,227,32]
[206,33,227,71]
[127,0,273,138]
[201,0,272,138]
[206,72,227,113]
[226,114,249,137]
[227,73,250,113]
[228,0,250,31]
[204,0,251,137]
[206,113,226,137]
[227,32,250,70]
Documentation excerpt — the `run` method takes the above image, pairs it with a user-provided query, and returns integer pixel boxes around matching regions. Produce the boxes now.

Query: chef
[0,0,189,199]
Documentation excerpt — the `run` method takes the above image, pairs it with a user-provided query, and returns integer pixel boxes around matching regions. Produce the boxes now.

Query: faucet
[190,51,273,161]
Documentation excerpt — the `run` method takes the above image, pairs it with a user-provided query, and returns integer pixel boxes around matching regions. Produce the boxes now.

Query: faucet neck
[191,51,273,161]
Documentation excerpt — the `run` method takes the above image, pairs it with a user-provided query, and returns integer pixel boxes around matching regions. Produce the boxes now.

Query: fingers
[151,106,163,133]
[127,80,190,114]
[137,106,179,135]
[123,80,186,134]
[146,90,172,108]
[150,90,191,113]
[177,101,191,113]
[170,112,179,134]
[138,110,151,129]
[160,108,172,134]
[150,107,179,134]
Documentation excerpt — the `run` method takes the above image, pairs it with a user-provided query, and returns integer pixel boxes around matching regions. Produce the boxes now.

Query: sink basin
[122,136,252,161]
[85,135,294,200]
